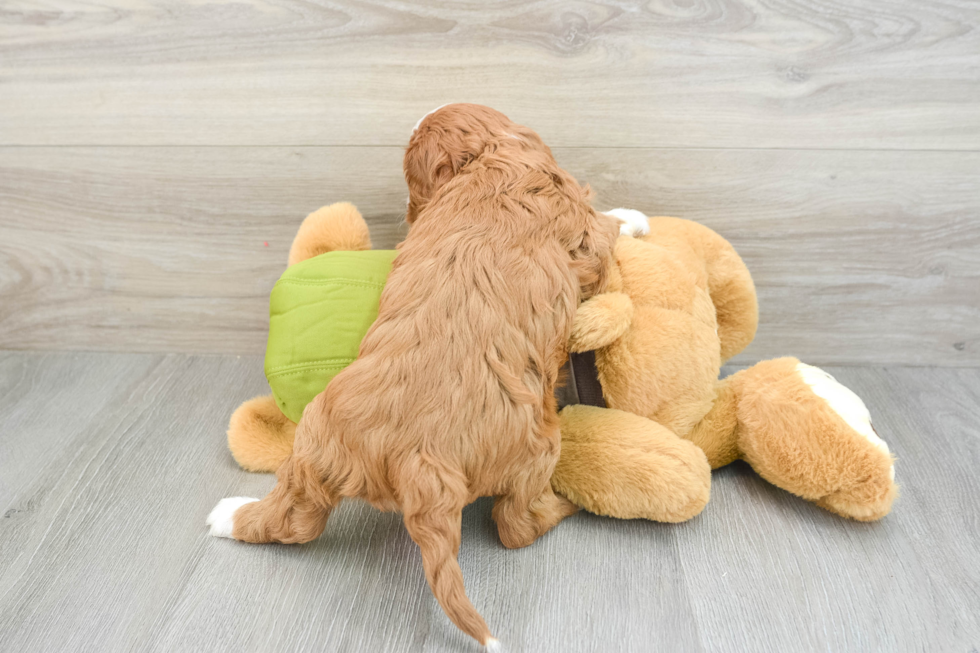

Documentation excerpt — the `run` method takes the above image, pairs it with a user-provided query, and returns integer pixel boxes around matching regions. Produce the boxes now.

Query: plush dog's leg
[684,379,741,469]
[209,454,334,544]
[740,359,897,521]
[688,357,898,521]
[556,405,711,522]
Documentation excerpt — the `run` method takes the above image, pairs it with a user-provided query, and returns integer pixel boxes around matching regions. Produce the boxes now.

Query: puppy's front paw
[604,208,650,237]
[206,497,259,539]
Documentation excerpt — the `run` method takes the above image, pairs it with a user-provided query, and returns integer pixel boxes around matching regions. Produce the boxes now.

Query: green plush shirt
[264,250,397,422]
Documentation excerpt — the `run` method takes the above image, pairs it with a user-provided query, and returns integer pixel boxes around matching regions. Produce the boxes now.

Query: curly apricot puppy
[208,104,619,647]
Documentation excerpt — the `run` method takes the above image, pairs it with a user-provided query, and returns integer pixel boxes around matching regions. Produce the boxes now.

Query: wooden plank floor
[1,351,977,652]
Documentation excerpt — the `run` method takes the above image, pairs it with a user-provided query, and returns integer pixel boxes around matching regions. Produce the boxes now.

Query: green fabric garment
[265,250,397,423]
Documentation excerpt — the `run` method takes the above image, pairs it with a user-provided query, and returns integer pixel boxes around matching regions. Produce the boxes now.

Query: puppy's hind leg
[208,454,335,544]
[493,480,577,550]
[492,422,577,549]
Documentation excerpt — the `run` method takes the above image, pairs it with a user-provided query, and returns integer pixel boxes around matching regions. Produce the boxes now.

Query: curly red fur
[230,104,619,645]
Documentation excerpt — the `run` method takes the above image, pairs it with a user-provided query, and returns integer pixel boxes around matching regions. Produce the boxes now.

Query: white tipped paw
[206,497,259,539]
[796,363,894,480]
[604,208,650,237]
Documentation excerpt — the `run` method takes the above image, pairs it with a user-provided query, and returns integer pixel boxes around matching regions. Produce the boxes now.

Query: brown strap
[556,351,605,409]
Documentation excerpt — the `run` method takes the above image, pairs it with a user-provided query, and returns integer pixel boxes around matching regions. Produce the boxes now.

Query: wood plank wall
[1,0,978,365]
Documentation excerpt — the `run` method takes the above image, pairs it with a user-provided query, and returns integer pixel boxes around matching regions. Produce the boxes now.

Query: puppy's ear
[404,110,495,224]
[404,132,454,224]
[566,191,620,300]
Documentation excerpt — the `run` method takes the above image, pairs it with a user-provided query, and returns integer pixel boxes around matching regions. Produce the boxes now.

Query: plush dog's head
[403,104,551,224]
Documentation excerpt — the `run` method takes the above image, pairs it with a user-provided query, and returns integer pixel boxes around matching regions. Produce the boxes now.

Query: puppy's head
[403,104,550,224]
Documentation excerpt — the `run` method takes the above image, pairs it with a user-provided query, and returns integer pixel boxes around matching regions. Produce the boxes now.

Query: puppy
[208,104,619,647]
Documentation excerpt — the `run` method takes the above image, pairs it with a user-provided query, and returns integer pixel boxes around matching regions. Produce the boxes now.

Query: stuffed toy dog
[229,202,897,522]
[554,213,897,522]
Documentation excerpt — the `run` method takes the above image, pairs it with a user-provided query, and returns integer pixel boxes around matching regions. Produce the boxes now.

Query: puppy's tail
[402,482,495,647]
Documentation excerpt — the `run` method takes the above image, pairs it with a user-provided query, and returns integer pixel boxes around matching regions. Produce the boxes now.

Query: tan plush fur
[554,405,710,522]
[220,105,618,646]
[731,358,898,521]
[287,201,372,266]
[567,290,633,353]
[227,395,296,473]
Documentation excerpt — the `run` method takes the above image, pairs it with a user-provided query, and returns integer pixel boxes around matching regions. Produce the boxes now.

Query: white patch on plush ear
[413,103,454,132]
[207,497,259,539]
[796,363,895,481]
[604,208,650,237]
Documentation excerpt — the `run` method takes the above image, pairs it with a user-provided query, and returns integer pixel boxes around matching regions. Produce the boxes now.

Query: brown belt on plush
[555,350,605,409]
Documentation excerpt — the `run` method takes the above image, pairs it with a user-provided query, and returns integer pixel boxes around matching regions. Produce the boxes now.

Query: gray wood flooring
[1,351,977,652]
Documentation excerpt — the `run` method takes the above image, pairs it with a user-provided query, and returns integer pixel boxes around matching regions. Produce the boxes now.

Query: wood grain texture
[1,0,978,148]
[1,146,977,364]
[1,353,978,652]
[0,351,161,507]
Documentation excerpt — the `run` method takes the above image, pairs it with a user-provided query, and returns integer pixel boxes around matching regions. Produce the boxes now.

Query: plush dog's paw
[604,208,650,237]
[206,497,259,539]
[796,363,894,481]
